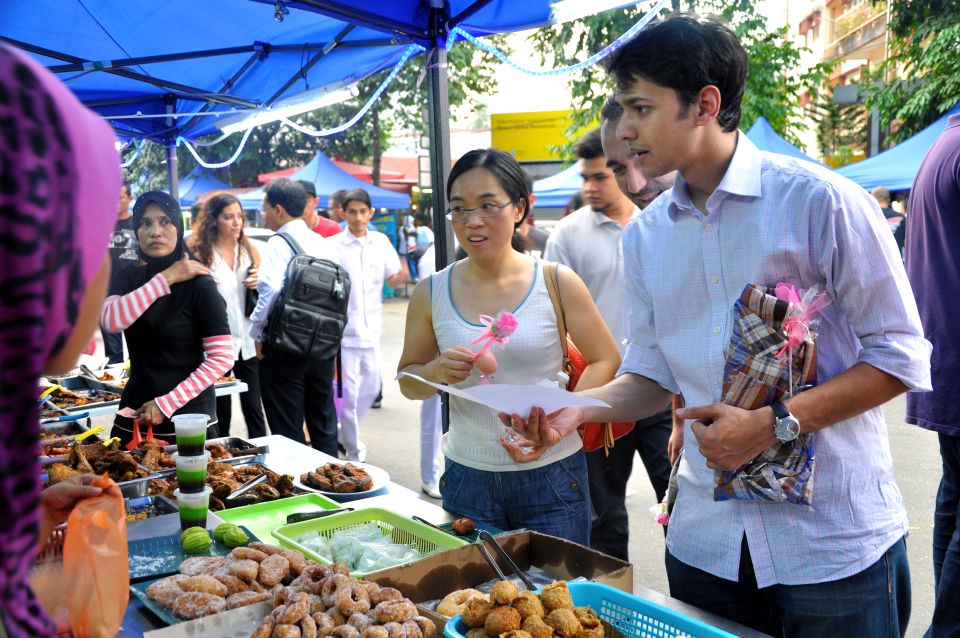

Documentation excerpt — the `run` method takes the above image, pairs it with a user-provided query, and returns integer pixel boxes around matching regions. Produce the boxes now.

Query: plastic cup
[174,451,210,494]
[175,486,212,530]
[172,414,209,456]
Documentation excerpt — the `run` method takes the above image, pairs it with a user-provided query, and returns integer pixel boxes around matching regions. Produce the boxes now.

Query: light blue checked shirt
[621,133,932,587]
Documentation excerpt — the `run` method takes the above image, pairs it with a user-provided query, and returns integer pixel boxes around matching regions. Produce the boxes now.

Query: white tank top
[431,258,583,471]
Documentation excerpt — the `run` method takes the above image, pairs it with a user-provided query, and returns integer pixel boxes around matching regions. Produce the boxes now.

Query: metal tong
[475,530,536,591]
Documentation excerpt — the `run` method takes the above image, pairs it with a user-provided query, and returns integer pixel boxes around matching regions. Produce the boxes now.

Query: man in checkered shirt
[504,13,931,637]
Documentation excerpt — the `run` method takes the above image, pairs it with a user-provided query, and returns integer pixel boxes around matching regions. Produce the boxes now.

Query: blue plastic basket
[443,581,736,638]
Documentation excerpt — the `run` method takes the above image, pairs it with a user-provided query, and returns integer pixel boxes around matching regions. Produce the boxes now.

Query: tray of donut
[135,541,442,638]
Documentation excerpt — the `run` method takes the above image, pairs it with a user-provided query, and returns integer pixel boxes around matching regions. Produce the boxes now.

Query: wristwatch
[771,401,800,443]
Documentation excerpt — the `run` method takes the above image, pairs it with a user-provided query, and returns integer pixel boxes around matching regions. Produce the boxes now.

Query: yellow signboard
[491,110,593,162]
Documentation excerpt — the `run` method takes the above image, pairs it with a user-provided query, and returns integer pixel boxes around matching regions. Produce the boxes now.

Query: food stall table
[46,382,249,419]
[116,436,769,638]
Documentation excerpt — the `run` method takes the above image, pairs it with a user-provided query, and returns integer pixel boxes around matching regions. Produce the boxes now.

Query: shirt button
[704,223,714,231]
[713,326,721,334]
[710,275,719,284]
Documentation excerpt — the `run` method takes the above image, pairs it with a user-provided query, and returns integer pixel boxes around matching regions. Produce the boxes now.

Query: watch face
[775,416,801,442]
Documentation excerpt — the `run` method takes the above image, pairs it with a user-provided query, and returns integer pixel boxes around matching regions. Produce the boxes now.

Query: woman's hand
[40,474,105,537]
[161,253,211,286]
[136,399,165,426]
[244,266,259,290]
[426,346,475,385]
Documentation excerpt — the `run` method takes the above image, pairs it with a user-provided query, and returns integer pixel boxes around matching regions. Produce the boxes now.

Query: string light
[178,126,255,170]
[444,0,669,76]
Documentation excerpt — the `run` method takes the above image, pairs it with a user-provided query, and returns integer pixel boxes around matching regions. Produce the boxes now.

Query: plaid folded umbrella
[713,283,819,506]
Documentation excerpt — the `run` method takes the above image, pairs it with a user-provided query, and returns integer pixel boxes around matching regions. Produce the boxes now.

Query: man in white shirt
[544,128,674,561]
[250,178,338,455]
[324,188,408,461]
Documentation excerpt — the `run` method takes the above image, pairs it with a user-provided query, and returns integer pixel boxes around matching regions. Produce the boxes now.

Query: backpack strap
[274,231,305,256]
[542,262,571,367]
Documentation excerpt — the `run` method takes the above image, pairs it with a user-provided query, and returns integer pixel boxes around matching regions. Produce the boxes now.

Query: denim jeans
[439,452,591,546]
[666,536,910,637]
[926,433,960,638]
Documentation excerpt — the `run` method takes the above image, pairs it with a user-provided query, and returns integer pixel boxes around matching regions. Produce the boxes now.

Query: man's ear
[695,85,722,126]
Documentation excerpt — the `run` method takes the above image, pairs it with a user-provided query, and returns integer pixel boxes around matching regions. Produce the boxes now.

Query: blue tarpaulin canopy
[836,103,960,191]
[238,151,409,209]
[745,116,822,165]
[533,162,582,208]
[178,167,231,206]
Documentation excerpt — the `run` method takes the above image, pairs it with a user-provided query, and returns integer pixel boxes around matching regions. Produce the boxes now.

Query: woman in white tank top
[398,149,621,545]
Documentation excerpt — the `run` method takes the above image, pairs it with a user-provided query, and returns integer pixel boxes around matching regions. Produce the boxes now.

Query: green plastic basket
[272,507,468,576]
[216,493,340,546]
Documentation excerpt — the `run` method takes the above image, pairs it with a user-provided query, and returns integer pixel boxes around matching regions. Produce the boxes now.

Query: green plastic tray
[272,507,469,576]
[214,493,340,546]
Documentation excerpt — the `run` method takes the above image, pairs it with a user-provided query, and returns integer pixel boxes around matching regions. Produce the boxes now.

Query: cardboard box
[365,531,633,633]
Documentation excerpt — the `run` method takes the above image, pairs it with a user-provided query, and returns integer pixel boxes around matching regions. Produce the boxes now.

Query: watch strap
[771,401,790,420]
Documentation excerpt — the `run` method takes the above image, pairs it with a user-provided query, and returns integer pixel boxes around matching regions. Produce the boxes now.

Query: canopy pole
[426,1,454,272]
[426,0,454,436]
[165,96,180,205]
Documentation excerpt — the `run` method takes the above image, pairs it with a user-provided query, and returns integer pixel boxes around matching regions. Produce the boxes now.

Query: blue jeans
[439,452,591,546]
[666,536,910,637]
[927,433,960,638]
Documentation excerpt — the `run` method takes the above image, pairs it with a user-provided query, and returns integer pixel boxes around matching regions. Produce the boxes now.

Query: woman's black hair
[447,148,530,229]
[605,13,747,133]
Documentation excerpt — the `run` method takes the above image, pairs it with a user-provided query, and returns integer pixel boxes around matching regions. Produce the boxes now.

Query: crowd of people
[2,9,960,638]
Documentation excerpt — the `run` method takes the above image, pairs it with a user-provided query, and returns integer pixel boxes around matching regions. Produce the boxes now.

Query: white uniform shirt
[249,219,330,341]
[211,244,256,360]
[543,205,640,352]
[324,229,401,348]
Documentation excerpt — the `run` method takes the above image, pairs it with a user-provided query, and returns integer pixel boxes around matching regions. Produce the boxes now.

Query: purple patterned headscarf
[0,44,119,637]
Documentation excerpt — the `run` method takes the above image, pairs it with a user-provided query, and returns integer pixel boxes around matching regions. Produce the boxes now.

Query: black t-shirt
[111,267,229,435]
[108,216,139,283]
[881,207,906,253]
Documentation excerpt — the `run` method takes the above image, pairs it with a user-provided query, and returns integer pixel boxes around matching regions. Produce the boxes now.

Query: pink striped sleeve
[155,335,234,418]
[100,273,171,332]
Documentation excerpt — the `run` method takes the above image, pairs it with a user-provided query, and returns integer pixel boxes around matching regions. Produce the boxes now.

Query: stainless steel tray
[125,494,178,520]
[161,436,268,463]
[40,455,158,499]
[39,420,91,438]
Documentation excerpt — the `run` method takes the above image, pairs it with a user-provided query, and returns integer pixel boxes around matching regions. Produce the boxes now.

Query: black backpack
[265,233,350,361]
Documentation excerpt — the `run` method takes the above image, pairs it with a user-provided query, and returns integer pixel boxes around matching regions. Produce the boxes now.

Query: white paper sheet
[397,372,609,416]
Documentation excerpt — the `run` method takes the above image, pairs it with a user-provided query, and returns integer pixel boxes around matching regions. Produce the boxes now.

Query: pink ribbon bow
[774,282,831,359]
[469,310,519,360]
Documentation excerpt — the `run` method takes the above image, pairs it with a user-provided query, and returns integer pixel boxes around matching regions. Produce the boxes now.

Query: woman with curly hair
[189,192,267,437]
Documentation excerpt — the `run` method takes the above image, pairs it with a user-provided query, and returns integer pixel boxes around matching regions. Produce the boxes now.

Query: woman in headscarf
[0,43,120,637]
[101,190,233,446]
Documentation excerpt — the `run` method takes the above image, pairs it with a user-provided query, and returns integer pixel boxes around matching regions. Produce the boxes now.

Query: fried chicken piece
[207,443,231,459]
[46,463,82,485]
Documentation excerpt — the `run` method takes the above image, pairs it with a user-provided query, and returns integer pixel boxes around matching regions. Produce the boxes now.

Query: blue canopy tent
[836,102,960,191]
[533,162,582,208]
[238,151,409,209]
[178,167,231,206]
[745,116,823,165]
[3,0,639,267]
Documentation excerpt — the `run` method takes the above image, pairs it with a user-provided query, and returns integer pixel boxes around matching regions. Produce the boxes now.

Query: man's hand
[255,340,264,360]
[680,403,777,471]
[136,399,165,426]
[497,406,585,450]
[161,253,211,286]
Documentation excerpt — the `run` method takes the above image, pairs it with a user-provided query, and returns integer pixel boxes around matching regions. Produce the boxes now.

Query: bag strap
[542,262,570,365]
[275,231,305,256]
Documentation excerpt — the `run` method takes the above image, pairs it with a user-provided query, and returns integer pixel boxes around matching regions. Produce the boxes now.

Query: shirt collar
[278,218,307,234]
[338,229,371,245]
[584,205,639,227]
[669,131,763,218]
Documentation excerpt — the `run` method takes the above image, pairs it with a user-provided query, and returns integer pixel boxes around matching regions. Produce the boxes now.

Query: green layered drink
[172,414,209,455]
[174,451,210,493]
[175,487,212,530]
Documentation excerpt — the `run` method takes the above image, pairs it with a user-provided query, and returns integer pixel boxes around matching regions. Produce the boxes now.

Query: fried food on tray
[451,518,476,536]
[489,580,519,606]
[147,461,296,509]
[484,606,521,638]
[172,591,226,620]
[45,439,147,485]
[545,609,580,638]
[46,462,83,485]
[513,592,545,620]
[436,589,486,617]
[540,581,575,612]
[301,462,374,493]
[461,597,494,629]
[133,439,175,471]
[521,616,554,638]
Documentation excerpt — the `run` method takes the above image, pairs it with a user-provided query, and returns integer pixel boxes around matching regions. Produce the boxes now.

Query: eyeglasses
[445,202,513,223]
[258,204,275,215]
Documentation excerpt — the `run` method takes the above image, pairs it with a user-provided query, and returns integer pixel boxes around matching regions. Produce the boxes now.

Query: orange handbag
[542,263,634,455]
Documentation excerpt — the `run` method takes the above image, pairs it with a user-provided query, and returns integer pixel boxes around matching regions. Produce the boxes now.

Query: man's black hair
[121,181,131,197]
[329,189,347,207]
[342,188,372,210]
[600,95,623,122]
[606,13,747,132]
[575,128,605,160]
[264,178,306,218]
